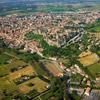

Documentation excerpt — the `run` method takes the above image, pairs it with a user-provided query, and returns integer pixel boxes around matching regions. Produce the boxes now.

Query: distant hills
[0,0,100,16]
[0,0,100,4]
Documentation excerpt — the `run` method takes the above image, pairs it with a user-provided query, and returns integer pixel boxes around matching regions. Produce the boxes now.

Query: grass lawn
[0,53,12,65]
[0,77,17,92]
[25,32,43,42]
[86,19,100,32]
[5,59,26,69]
[0,65,9,77]
[87,62,100,77]
[88,26,100,32]
[58,58,70,67]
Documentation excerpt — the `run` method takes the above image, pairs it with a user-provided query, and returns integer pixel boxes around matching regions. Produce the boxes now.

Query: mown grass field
[86,19,100,33]
[88,26,100,33]
[0,52,12,65]
[87,62,100,77]
[0,77,17,92]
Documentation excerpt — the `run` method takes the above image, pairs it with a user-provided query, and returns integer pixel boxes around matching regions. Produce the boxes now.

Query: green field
[0,58,49,99]
[25,32,43,42]
[87,62,100,77]
[0,53,12,65]
[86,19,100,32]
[32,61,49,77]
[0,58,29,88]
[36,5,77,13]
[0,59,26,77]
[0,5,78,16]
[0,4,100,16]
[0,77,17,92]
[88,26,100,32]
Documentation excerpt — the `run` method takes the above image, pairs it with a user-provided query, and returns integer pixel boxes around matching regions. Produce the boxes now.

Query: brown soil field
[44,62,63,77]
[19,85,31,94]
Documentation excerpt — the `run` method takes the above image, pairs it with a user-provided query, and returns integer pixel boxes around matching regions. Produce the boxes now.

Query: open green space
[0,77,17,92]
[0,59,27,77]
[36,5,77,13]
[41,39,81,58]
[40,77,68,100]
[0,3,100,16]
[25,32,81,58]
[0,44,50,99]
[32,61,49,77]
[25,32,43,42]
[19,77,49,93]
[0,53,12,65]
[0,5,78,16]
[88,26,100,32]
[87,62,100,77]
[86,19,100,32]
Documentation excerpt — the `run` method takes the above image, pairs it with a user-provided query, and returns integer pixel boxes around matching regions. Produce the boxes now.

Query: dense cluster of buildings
[0,12,100,54]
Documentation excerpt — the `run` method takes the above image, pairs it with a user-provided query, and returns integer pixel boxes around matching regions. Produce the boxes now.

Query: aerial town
[0,12,100,52]
[0,0,100,100]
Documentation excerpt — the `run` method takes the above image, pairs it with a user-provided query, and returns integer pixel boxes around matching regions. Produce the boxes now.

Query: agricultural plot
[32,61,49,77]
[87,62,100,77]
[0,59,27,77]
[0,59,32,93]
[19,77,49,94]
[9,66,36,80]
[86,19,100,33]
[44,61,63,77]
[0,77,17,92]
[0,51,50,98]
[0,52,12,65]
[79,51,99,66]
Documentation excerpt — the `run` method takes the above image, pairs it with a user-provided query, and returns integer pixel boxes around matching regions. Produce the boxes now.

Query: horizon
[0,0,100,3]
